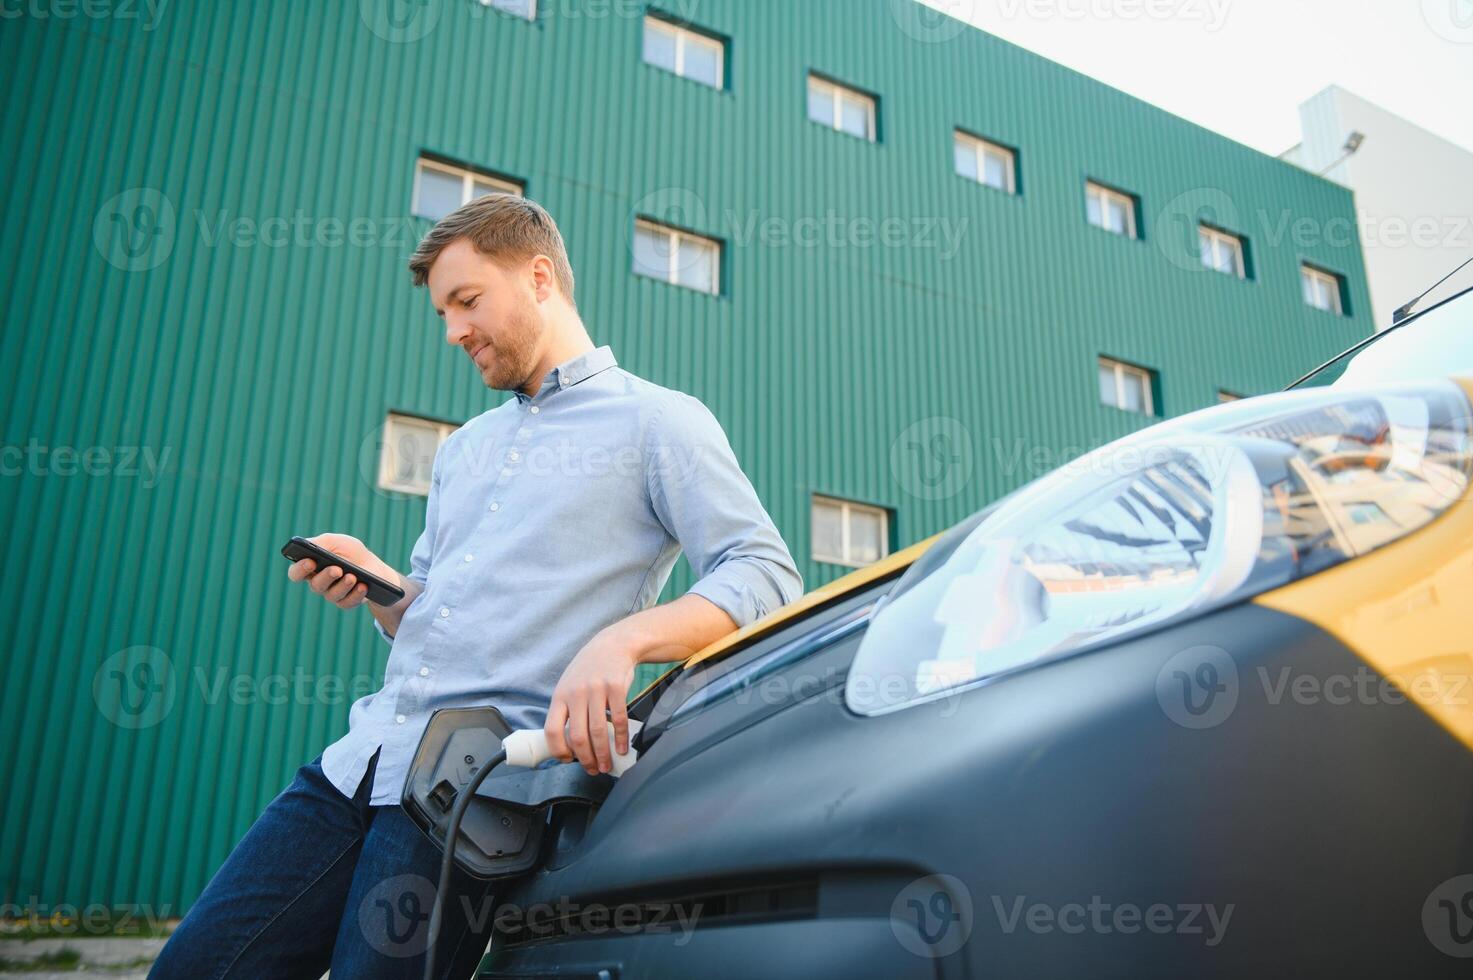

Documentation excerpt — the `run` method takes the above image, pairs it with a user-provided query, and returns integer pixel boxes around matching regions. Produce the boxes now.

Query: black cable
[423,748,507,980]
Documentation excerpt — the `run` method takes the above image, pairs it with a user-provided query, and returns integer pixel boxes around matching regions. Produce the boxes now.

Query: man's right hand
[286,532,397,611]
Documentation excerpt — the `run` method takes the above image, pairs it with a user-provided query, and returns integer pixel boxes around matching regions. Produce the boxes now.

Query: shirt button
[419,667,430,677]
[439,607,450,618]
[489,502,500,512]
[508,451,520,462]
[396,714,406,724]
[529,406,540,415]
[463,554,473,563]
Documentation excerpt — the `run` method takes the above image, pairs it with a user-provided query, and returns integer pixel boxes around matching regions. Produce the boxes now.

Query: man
[152,195,801,979]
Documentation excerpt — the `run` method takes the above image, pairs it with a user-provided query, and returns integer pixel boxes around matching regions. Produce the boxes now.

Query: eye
[463,295,480,310]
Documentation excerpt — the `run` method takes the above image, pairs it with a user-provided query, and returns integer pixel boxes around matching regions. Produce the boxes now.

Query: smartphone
[281,536,406,606]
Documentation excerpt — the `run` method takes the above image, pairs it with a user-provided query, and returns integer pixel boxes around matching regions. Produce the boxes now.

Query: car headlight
[846,381,1473,715]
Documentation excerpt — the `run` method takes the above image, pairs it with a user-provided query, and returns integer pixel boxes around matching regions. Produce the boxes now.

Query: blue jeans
[151,751,496,980]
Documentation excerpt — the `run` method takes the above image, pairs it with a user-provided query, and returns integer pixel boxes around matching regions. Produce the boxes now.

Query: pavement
[0,936,165,977]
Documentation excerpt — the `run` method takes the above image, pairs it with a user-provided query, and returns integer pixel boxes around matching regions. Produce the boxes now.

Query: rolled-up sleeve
[647,393,803,627]
[372,438,443,644]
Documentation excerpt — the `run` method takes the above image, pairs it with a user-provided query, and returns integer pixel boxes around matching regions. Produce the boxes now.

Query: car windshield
[1291,286,1473,389]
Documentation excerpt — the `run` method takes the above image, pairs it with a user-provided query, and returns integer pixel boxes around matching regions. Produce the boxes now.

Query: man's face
[427,238,546,392]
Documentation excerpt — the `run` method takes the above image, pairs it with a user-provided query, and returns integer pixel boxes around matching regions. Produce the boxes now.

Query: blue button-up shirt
[322,346,802,804]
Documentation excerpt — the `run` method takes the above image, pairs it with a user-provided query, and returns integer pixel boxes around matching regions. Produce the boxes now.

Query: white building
[1282,86,1473,330]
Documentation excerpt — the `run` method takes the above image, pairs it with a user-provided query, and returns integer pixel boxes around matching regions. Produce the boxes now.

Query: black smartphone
[281,536,406,606]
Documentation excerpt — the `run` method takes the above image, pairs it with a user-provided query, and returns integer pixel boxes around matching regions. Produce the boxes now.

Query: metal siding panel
[1,0,1372,909]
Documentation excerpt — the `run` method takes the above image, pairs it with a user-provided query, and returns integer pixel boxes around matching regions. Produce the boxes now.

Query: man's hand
[544,625,642,775]
[544,594,740,775]
[285,533,393,609]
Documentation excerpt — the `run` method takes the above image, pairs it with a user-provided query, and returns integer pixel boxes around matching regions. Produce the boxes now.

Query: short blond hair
[408,194,575,302]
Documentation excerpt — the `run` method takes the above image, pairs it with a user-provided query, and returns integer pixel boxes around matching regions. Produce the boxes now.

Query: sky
[916,0,1473,157]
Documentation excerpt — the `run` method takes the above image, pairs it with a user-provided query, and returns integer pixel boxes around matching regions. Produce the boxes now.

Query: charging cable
[422,721,641,980]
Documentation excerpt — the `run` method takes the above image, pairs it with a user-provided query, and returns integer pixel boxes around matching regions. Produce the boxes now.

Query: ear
[529,254,558,304]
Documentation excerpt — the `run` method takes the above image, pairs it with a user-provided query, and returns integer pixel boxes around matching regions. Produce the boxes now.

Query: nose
[443,313,473,347]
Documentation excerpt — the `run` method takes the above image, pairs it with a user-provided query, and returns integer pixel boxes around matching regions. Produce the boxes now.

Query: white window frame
[1198,224,1246,279]
[479,0,536,20]
[412,157,522,221]
[811,494,891,568]
[954,130,1017,194]
[1098,357,1155,416]
[643,16,725,88]
[807,74,876,142]
[1085,181,1138,239]
[1301,264,1344,315]
[632,218,721,295]
[378,412,459,496]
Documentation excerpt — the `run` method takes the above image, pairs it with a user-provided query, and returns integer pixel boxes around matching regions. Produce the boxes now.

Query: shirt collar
[517,346,618,403]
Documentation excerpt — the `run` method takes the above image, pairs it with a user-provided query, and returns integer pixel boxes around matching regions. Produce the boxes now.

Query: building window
[1301,264,1345,315]
[1098,357,1156,416]
[807,74,876,142]
[812,495,890,567]
[632,218,721,294]
[954,130,1016,194]
[1199,225,1246,278]
[1218,389,1245,403]
[412,157,522,222]
[480,0,535,19]
[642,16,724,88]
[378,412,458,496]
[1085,181,1138,239]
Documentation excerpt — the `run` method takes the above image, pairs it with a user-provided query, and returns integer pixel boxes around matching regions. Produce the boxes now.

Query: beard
[477,303,543,392]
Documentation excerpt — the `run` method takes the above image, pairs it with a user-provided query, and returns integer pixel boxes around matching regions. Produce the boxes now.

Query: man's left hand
[544,625,641,775]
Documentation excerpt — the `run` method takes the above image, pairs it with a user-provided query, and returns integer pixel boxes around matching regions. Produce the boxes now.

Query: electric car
[427,285,1473,978]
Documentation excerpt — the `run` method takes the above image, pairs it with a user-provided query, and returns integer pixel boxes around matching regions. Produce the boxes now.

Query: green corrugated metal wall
[1,0,1371,910]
